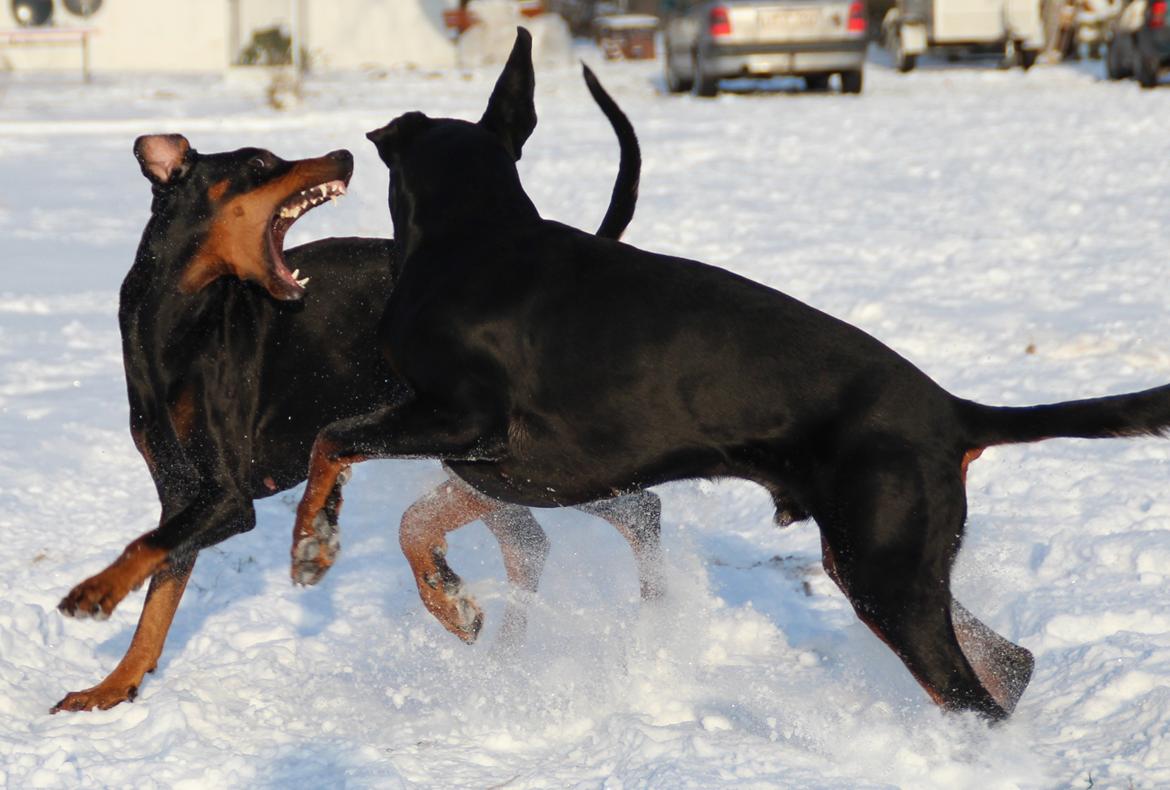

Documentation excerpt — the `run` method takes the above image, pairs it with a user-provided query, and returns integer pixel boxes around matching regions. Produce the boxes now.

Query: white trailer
[882,0,1044,70]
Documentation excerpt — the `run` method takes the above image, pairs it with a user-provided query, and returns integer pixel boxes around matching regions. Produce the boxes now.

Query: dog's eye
[249,156,269,170]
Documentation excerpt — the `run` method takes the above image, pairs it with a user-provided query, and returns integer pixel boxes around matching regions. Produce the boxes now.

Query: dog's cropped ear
[478,27,537,162]
[134,134,194,185]
[366,112,433,167]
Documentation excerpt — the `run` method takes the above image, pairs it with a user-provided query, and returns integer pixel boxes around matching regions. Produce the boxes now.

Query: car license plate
[747,55,790,73]
[758,7,820,35]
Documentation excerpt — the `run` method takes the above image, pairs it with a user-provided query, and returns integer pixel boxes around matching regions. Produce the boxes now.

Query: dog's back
[432,221,957,505]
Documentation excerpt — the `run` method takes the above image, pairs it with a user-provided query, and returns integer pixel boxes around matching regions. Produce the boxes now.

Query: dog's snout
[328,149,353,165]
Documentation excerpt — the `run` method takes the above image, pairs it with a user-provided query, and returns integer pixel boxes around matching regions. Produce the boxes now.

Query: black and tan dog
[52,68,661,713]
[293,29,1170,721]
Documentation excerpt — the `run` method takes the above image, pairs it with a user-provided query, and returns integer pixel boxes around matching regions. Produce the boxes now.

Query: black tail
[958,383,1170,448]
[582,63,641,241]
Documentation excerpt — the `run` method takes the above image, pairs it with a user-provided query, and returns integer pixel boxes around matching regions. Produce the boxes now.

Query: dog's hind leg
[397,475,551,645]
[949,598,1034,715]
[481,502,550,647]
[575,491,664,599]
[813,448,1024,721]
[52,555,196,713]
[399,479,499,642]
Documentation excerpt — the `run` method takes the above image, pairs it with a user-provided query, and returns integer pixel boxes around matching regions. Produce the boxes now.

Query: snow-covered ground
[2,50,1170,788]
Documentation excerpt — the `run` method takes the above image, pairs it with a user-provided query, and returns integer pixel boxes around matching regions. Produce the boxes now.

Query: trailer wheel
[999,39,1016,69]
[840,69,863,94]
[886,24,917,72]
[896,48,917,73]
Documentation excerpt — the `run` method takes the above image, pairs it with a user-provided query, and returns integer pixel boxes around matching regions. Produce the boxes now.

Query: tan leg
[399,479,498,642]
[291,432,360,584]
[291,469,349,586]
[58,536,170,620]
[52,557,195,713]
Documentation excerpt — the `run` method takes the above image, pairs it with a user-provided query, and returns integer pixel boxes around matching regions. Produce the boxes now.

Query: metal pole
[289,0,302,74]
[81,29,91,83]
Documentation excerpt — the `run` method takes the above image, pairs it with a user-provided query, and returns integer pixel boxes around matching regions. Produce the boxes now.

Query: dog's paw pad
[292,540,339,585]
[452,593,484,643]
[50,684,137,714]
[291,529,341,585]
[312,509,340,546]
[58,582,119,620]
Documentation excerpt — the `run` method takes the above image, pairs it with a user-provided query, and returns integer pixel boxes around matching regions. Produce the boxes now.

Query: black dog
[52,68,660,713]
[294,28,1170,721]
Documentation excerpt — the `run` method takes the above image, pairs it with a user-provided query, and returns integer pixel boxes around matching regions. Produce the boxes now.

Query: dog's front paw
[290,509,340,586]
[58,573,134,620]
[50,683,138,714]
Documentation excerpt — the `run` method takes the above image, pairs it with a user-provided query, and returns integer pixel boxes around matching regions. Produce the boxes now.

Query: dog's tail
[958,383,1170,448]
[582,63,640,241]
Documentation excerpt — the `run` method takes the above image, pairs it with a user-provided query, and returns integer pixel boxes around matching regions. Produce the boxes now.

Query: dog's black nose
[328,149,353,165]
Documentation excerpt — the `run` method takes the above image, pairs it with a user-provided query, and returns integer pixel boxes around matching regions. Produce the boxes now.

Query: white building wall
[0,0,457,74]
[0,0,229,72]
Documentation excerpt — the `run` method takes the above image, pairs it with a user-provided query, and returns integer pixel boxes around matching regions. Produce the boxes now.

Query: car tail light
[847,1,867,32]
[709,6,732,37]
[1151,0,1167,28]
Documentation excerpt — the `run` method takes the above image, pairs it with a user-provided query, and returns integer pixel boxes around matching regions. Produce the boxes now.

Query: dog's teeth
[330,195,338,206]
[291,269,300,279]
[297,276,310,287]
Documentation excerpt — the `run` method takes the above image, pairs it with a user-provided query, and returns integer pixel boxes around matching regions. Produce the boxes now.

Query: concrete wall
[0,0,456,74]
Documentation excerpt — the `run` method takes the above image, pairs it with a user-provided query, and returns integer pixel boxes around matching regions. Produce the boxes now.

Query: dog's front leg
[58,487,254,620]
[51,556,195,713]
[291,400,506,584]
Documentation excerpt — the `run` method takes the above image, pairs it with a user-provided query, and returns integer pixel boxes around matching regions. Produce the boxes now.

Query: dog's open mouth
[266,179,348,298]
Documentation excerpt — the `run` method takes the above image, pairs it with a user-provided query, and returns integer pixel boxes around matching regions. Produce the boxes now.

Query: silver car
[661,0,869,95]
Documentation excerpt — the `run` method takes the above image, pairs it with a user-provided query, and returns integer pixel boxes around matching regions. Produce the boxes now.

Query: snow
[2,51,1170,787]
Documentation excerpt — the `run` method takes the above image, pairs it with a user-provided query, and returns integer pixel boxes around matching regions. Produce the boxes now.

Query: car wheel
[1106,37,1132,79]
[840,69,863,94]
[665,57,693,93]
[805,73,830,91]
[1136,51,1160,88]
[692,51,718,97]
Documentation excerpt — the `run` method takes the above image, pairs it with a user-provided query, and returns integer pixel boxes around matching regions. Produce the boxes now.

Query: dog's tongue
[266,224,305,301]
